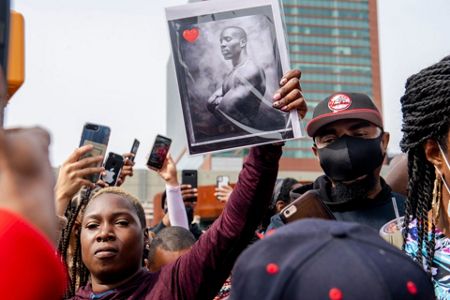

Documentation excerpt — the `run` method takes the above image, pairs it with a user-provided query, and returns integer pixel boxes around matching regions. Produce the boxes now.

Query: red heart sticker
[183,28,199,43]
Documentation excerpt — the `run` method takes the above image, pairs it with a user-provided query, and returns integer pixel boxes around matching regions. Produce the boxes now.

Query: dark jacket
[269,175,405,231]
[71,145,282,300]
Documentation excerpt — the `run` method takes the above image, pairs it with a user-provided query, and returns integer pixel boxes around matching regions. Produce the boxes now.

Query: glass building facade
[279,0,382,171]
[205,0,382,172]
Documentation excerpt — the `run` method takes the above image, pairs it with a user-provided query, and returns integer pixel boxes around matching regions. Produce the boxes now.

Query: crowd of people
[1,4,450,300]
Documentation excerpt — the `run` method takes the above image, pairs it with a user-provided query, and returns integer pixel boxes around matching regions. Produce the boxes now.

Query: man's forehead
[316,119,379,135]
[221,27,241,38]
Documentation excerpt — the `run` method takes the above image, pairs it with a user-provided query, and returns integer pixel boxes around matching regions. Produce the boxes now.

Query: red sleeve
[0,209,67,300]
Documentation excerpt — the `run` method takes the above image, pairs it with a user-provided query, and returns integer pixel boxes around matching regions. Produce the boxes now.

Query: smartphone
[182,170,198,188]
[79,122,111,183]
[280,190,335,223]
[216,175,230,188]
[146,134,171,170]
[182,170,198,202]
[101,152,124,186]
[129,138,140,162]
[181,170,197,202]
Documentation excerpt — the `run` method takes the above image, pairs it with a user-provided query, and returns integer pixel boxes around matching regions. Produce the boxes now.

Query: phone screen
[81,140,107,159]
[147,134,171,170]
[79,123,111,182]
[130,139,140,162]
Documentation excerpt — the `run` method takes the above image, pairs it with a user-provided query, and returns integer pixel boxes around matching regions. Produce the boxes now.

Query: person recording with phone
[54,145,137,224]
[56,69,306,299]
[149,153,189,230]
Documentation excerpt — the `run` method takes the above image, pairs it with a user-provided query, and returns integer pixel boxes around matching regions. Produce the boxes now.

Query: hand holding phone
[280,190,335,223]
[215,175,232,202]
[216,175,230,188]
[55,145,104,215]
[147,134,171,170]
[156,154,179,186]
[180,184,198,202]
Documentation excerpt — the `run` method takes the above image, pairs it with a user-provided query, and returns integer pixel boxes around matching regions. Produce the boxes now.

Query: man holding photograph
[207,26,285,132]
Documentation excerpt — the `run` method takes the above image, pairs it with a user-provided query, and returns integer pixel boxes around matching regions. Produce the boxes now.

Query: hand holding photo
[166,0,302,155]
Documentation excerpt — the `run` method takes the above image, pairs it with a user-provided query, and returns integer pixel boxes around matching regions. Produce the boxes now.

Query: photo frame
[166,0,302,155]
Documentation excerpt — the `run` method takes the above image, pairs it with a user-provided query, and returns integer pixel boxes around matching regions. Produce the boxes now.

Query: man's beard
[331,172,377,203]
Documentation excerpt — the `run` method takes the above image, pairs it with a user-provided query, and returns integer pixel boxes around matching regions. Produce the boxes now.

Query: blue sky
[6,0,450,166]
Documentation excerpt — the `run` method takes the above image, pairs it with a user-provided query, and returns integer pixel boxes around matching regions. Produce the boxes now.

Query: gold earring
[432,172,442,223]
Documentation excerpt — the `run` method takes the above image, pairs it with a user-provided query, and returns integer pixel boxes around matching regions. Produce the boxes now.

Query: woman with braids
[56,69,306,299]
[401,55,450,299]
[60,145,281,300]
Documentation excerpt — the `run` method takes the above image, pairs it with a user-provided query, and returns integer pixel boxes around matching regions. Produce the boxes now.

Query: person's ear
[144,227,150,243]
[275,200,287,213]
[312,144,319,160]
[381,132,390,154]
[74,222,81,238]
[240,38,247,48]
[424,139,444,171]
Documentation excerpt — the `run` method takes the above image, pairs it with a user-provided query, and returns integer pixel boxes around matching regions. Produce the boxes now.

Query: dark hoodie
[268,175,405,231]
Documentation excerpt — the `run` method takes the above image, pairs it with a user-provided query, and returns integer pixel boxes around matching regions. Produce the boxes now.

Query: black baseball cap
[306,92,383,137]
[230,219,434,300]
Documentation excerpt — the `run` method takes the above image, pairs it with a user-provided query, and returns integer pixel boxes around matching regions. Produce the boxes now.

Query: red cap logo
[328,94,352,112]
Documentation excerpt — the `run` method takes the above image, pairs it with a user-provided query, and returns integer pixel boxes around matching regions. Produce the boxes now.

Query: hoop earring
[432,172,442,223]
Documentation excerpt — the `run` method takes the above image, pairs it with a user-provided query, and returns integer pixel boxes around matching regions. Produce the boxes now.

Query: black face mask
[317,134,384,182]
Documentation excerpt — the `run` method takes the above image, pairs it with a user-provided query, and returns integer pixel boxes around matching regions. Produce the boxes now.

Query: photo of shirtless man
[207,26,266,129]
[167,3,297,154]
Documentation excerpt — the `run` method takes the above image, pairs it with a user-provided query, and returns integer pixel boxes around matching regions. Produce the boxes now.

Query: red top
[0,209,67,300]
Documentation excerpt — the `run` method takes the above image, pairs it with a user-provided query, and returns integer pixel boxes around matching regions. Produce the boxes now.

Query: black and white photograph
[166,0,302,155]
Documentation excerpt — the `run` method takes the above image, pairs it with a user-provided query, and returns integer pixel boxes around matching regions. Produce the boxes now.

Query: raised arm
[157,144,282,299]
[152,154,189,229]
[154,68,306,300]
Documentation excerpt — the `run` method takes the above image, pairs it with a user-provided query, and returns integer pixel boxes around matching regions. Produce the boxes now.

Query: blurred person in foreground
[0,3,66,298]
[230,219,434,300]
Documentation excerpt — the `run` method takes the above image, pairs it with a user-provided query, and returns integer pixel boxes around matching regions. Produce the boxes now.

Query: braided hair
[400,55,450,274]
[58,187,147,299]
[58,187,93,298]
